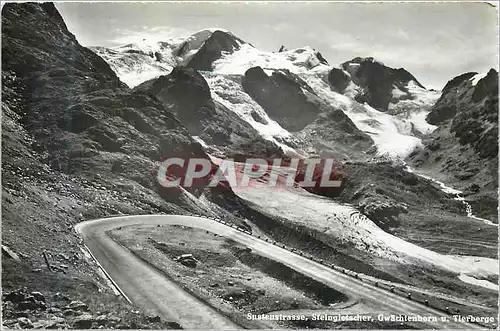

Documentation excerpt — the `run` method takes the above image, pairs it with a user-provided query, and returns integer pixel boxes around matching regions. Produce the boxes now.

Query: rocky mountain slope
[409,69,499,221]
[2,2,498,328]
[61,16,500,282]
[134,67,285,159]
[184,30,245,70]
[340,56,426,111]
[1,3,244,328]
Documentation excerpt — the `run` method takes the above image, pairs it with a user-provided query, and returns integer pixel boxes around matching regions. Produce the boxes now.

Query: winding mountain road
[75,215,485,329]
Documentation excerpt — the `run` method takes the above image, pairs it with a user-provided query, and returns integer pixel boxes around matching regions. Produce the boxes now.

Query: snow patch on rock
[302,74,422,159]
[202,73,300,155]
[470,72,488,86]
[92,43,176,88]
[212,44,330,75]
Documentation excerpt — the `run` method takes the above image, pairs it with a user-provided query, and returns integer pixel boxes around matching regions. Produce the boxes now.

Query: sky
[56,2,498,89]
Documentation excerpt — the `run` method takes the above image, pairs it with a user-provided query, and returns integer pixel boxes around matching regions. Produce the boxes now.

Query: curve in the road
[75,215,486,330]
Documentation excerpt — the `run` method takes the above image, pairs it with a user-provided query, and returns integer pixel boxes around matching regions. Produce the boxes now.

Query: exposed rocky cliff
[184,30,245,71]
[2,3,498,326]
[410,69,498,221]
[241,66,374,160]
[1,2,230,202]
[134,66,285,158]
[1,3,239,327]
[327,68,351,93]
[242,66,321,131]
[341,57,426,111]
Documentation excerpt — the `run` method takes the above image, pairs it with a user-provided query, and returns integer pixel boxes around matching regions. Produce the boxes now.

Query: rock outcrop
[298,108,374,161]
[338,161,466,232]
[341,57,425,111]
[327,68,351,93]
[241,66,324,131]
[242,66,373,160]
[410,69,498,221]
[315,51,329,65]
[134,67,285,158]
[1,288,181,329]
[1,3,239,322]
[278,45,288,52]
[185,30,244,71]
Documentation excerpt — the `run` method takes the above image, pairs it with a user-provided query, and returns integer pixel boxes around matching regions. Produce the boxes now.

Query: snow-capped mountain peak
[91,40,176,88]
[212,44,331,75]
[91,28,247,87]
[175,28,241,59]
[95,28,443,161]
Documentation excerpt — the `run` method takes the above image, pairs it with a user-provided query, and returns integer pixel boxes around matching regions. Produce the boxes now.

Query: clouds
[111,26,192,45]
[55,2,498,89]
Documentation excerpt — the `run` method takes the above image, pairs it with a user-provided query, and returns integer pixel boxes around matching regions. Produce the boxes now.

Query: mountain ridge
[92,23,498,224]
[2,3,498,329]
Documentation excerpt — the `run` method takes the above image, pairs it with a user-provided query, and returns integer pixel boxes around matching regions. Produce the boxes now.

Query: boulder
[174,254,198,268]
[16,317,33,329]
[145,316,161,323]
[18,299,46,311]
[71,313,95,329]
[53,292,71,303]
[64,300,89,312]
[4,289,27,303]
[30,292,45,303]
[2,245,21,262]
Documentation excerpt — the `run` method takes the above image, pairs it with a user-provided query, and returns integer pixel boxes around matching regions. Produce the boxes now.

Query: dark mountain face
[2,3,119,83]
[241,66,373,160]
[426,69,498,158]
[1,3,247,290]
[440,72,478,94]
[241,66,324,131]
[135,67,214,134]
[426,72,478,125]
[185,30,244,71]
[451,70,498,159]
[410,69,498,221]
[328,68,351,93]
[134,67,285,158]
[2,3,219,196]
[341,57,425,111]
[315,51,329,65]
[298,108,374,161]
[472,68,499,103]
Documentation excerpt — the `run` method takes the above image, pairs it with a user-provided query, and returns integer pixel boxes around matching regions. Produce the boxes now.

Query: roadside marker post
[206,215,453,317]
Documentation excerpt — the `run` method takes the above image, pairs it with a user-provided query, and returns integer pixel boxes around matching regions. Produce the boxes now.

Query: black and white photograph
[1,1,498,329]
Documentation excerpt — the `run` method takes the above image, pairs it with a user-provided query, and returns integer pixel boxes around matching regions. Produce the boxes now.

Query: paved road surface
[76,215,485,329]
